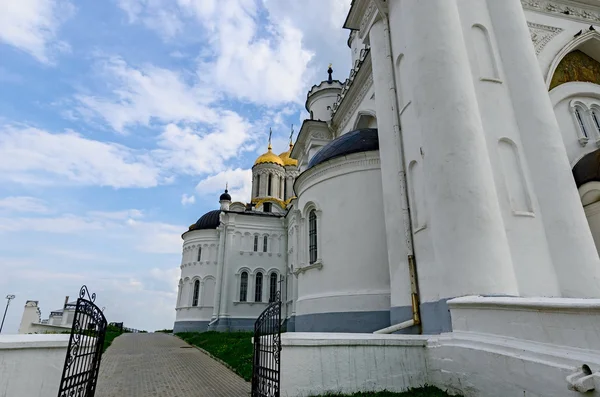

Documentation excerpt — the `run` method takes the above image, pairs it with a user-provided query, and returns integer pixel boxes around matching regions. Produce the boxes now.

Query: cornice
[522,0,600,23]
[331,50,373,134]
[295,151,381,195]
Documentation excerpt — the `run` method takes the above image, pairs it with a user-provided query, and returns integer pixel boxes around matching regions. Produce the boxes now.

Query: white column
[211,227,226,319]
[369,19,413,310]
[487,0,600,298]
[405,0,518,298]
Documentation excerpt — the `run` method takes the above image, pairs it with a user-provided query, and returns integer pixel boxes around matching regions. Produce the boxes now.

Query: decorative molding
[359,1,378,38]
[335,72,373,135]
[293,261,324,275]
[522,0,600,23]
[528,22,563,55]
[295,152,381,195]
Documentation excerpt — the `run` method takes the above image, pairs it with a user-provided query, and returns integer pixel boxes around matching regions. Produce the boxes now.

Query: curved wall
[174,229,219,333]
[293,150,391,332]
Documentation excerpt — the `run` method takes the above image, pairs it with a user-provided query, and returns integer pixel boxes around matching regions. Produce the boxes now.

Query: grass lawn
[102,330,122,352]
[176,331,254,381]
[309,386,458,396]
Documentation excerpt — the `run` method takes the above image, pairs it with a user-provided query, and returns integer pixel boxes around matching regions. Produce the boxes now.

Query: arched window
[264,202,272,213]
[268,174,272,196]
[263,235,268,252]
[256,174,261,197]
[253,236,258,252]
[255,272,263,302]
[592,109,600,136]
[575,106,589,138]
[192,280,200,307]
[240,272,248,302]
[309,210,318,264]
[197,247,202,262]
[269,273,279,302]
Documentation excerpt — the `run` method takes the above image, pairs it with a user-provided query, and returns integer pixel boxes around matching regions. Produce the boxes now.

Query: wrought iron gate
[251,291,282,397]
[58,285,108,397]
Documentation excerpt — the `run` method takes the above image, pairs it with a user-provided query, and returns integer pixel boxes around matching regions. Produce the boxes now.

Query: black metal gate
[58,285,108,397]
[251,291,282,397]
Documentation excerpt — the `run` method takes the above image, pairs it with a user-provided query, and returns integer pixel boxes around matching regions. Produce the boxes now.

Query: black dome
[189,210,221,231]
[219,189,231,201]
[308,128,379,169]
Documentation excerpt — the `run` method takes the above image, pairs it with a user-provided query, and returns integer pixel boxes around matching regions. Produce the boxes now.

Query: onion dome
[254,143,284,167]
[188,210,221,231]
[308,128,379,169]
[219,189,231,201]
[279,144,298,167]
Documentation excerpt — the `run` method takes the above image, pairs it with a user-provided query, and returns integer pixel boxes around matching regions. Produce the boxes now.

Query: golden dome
[254,144,284,167]
[279,144,298,167]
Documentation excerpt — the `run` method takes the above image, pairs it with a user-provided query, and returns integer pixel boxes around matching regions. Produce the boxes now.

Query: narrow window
[280,177,284,198]
[192,280,200,307]
[256,174,261,197]
[309,210,318,264]
[268,174,272,196]
[269,273,278,302]
[576,107,589,138]
[263,235,268,252]
[284,178,287,200]
[253,236,258,252]
[197,247,202,262]
[264,202,271,213]
[255,272,263,302]
[593,110,600,135]
[240,272,248,302]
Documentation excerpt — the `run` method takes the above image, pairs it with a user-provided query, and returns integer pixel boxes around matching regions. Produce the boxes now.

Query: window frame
[269,273,279,302]
[309,209,318,264]
[197,247,202,262]
[192,279,200,307]
[240,271,248,302]
[253,235,258,252]
[263,235,268,252]
[254,272,263,302]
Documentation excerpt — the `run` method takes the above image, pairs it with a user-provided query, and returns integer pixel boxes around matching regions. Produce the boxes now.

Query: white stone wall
[176,229,219,324]
[293,151,390,319]
[0,334,70,397]
[279,296,600,397]
[217,212,287,323]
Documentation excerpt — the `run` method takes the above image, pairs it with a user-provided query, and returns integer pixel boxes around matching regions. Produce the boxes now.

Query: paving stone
[95,333,251,397]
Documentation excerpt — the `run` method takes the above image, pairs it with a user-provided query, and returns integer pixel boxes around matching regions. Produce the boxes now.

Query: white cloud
[196,168,252,203]
[0,214,107,233]
[0,0,74,63]
[181,193,195,205]
[0,196,50,213]
[0,124,161,188]
[75,56,218,133]
[116,0,314,106]
[154,112,254,175]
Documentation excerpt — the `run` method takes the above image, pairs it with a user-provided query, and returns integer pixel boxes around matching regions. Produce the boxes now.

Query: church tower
[251,129,286,212]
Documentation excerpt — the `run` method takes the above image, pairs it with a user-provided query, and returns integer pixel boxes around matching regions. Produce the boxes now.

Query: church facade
[174,0,600,338]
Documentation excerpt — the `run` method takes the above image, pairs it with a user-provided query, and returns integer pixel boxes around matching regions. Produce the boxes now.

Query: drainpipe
[371,0,421,334]
[209,221,227,327]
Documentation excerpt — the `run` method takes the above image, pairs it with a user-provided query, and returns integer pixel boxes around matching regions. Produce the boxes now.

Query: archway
[573,149,600,255]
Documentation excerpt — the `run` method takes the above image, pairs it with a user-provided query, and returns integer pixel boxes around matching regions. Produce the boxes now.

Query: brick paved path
[95,333,251,397]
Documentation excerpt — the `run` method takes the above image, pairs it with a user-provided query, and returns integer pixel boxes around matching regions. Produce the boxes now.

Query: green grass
[102,330,122,352]
[310,387,457,397]
[176,331,254,381]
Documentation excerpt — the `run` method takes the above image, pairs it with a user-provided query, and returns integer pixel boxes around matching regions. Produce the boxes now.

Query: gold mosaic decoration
[550,50,600,90]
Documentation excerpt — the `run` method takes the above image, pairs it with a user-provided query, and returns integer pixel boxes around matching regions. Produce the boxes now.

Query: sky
[0,0,352,333]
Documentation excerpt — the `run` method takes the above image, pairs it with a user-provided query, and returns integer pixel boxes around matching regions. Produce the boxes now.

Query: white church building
[175,0,600,394]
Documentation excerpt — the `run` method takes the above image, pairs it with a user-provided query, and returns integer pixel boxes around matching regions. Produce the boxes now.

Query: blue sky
[0,0,351,332]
